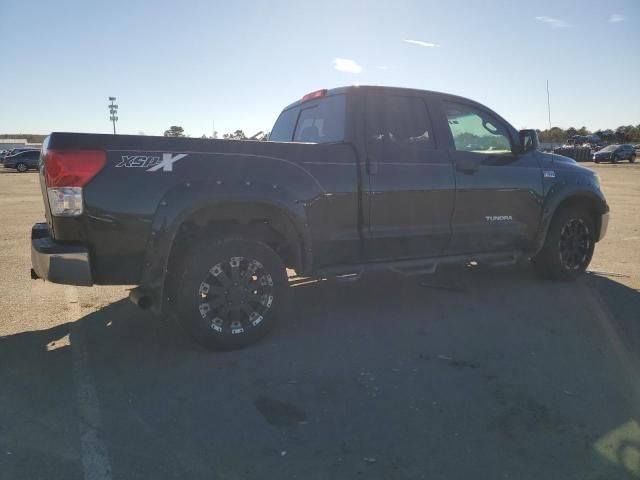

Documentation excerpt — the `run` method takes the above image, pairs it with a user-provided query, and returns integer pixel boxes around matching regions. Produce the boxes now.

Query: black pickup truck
[31,85,609,348]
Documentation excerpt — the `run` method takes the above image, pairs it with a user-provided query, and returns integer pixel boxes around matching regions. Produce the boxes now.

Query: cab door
[364,92,455,260]
[435,100,544,254]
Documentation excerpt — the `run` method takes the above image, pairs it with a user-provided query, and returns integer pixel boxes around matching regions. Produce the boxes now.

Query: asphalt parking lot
[0,164,639,479]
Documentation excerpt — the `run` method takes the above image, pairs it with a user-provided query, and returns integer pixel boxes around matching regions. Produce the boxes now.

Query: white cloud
[403,39,440,48]
[333,57,362,73]
[535,16,571,28]
[609,13,625,23]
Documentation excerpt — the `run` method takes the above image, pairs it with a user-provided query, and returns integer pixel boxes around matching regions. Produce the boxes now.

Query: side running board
[315,251,522,280]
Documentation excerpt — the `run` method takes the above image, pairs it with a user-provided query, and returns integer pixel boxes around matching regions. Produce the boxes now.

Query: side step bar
[315,251,522,280]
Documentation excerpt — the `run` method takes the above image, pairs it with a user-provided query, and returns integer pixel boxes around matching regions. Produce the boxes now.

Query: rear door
[270,93,362,267]
[364,92,455,260]
[436,99,543,254]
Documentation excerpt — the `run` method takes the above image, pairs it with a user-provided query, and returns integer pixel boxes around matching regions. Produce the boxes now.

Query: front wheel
[612,155,619,164]
[16,162,28,173]
[630,154,636,163]
[169,236,288,349]
[532,207,595,281]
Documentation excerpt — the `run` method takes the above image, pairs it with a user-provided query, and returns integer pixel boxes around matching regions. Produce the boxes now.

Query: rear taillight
[45,150,106,187]
[44,150,106,216]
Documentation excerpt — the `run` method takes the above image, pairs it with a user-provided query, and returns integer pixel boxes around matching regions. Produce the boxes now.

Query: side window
[269,107,300,142]
[293,94,346,143]
[443,102,512,154]
[366,95,435,154]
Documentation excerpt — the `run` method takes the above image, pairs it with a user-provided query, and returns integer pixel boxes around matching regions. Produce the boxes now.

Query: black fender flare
[139,181,315,312]
[533,183,609,253]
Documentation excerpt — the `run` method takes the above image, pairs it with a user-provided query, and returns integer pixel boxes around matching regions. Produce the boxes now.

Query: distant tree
[614,125,640,143]
[223,129,247,140]
[538,127,565,143]
[164,126,185,137]
[566,127,578,138]
[577,126,590,136]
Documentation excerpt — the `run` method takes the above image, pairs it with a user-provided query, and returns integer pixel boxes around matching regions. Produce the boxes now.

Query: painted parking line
[65,285,113,480]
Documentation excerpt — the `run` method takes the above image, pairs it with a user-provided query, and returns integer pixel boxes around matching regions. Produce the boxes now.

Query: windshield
[600,145,617,152]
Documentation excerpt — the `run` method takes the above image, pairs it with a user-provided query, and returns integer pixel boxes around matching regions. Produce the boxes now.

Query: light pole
[108,97,118,134]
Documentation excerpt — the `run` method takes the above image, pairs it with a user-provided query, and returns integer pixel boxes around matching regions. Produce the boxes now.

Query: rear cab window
[366,94,436,153]
[270,94,346,143]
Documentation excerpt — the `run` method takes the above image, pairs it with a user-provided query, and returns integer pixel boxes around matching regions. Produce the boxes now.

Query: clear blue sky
[2,0,638,136]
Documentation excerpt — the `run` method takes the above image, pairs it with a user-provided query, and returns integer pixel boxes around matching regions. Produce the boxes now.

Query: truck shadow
[1,266,638,479]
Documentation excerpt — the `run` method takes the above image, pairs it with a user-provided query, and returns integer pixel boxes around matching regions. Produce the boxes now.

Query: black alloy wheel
[532,206,595,281]
[170,236,288,349]
[558,218,592,271]
[198,256,275,335]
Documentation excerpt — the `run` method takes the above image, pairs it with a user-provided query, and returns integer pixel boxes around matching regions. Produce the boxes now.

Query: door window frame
[438,100,515,154]
[363,92,441,164]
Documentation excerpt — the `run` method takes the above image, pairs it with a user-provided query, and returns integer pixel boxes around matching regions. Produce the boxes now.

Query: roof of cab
[279,85,515,136]
[281,85,484,112]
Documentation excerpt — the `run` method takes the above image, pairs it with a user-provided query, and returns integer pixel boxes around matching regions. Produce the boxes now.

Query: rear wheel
[532,207,595,281]
[16,162,28,173]
[169,236,288,349]
[630,154,636,163]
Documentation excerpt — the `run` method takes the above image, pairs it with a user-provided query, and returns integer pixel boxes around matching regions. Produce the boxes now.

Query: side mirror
[518,129,539,153]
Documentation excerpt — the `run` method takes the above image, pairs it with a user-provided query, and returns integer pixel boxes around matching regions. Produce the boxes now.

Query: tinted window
[14,151,37,160]
[443,102,511,154]
[293,94,346,143]
[366,95,434,151]
[269,107,299,142]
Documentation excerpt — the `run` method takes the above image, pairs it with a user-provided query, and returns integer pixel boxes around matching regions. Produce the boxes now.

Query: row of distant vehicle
[0,148,40,172]
[552,142,639,164]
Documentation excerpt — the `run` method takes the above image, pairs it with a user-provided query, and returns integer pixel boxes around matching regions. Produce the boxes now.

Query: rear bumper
[31,223,93,286]
[598,213,609,241]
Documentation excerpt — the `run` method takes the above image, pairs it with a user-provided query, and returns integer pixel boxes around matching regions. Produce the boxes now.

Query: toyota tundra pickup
[31,85,609,349]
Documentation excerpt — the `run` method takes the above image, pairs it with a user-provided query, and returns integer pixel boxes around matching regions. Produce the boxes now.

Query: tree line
[165,124,640,144]
[537,125,640,144]
[163,126,265,140]
[4,123,638,144]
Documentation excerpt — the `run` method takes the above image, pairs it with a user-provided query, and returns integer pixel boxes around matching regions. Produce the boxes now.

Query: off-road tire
[169,236,288,349]
[532,207,595,281]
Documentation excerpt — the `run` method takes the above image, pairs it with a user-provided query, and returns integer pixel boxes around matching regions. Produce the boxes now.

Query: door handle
[455,159,479,174]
